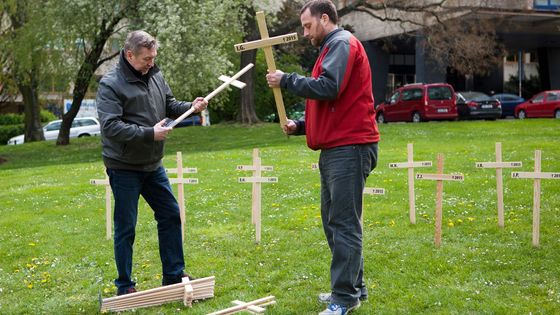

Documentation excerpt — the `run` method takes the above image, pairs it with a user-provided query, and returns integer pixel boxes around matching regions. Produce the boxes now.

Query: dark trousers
[107,166,184,294]
[319,143,378,306]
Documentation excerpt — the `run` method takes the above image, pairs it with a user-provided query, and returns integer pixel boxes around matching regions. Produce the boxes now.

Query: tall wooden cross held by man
[234,11,298,127]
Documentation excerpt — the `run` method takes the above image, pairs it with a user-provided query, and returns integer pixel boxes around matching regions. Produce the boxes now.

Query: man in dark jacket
[96,30,207,295]
[266,1,379,314]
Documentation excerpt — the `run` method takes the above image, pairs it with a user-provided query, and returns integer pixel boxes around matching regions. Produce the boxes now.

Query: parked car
[515,90,560,119]
[375,83,457,123]
[456,91,502,120]
[492,93,525,117]
[7,117,100,145]
[175,114,201,127]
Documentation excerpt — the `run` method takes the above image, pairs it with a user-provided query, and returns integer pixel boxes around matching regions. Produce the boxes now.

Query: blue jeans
[319,143,378,306]
[106,166,184,294]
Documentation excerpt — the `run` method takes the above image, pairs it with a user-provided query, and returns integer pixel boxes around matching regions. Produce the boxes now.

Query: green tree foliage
[139,0,246,107]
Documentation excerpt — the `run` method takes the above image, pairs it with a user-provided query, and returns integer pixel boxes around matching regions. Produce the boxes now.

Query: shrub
[0,124,24,145]
[0,114,24,126]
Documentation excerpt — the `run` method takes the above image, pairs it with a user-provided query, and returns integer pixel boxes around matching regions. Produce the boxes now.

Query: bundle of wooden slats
[100,276,214,312]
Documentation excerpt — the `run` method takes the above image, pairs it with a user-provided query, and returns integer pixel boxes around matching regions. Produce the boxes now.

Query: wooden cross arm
[364,188,385,195]
[238,177,278,183]
[416,173,465,181]
[90,179,109,185]
[476,161,522,168]
[389,161,432,168]
[236,165,274,171]
[511,172,560,179]
[169,178,199,184]
[234,33,298,52]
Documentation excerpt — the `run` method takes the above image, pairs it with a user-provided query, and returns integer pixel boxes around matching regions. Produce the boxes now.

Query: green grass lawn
[0,119,559,314]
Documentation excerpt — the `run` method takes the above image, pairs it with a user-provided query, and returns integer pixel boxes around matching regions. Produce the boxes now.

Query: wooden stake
[234,12,298,127]
[389,143,432,224]
[90,174,112,240]
[416,154,464,248]
[511,150,560,247]
[475,142,522,227]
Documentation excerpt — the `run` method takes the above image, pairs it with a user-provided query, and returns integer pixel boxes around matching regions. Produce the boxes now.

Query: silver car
[7,117,100,145]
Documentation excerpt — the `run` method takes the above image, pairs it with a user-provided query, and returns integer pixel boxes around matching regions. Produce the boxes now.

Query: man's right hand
[283,119,297,135]
[153,119,172,141]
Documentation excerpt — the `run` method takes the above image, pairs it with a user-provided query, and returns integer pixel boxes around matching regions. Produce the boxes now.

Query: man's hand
[154,119,172,141]
[192,97,208,113]
[265,70,285,88]
[283,119,297,135]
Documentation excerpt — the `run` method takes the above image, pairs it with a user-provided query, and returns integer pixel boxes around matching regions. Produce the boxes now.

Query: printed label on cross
[389,143,432,224]
[237,148,278,243]
[234,11,298,127]
[475,142,522,227]
[416,153,464,248]
[511,150,559,247]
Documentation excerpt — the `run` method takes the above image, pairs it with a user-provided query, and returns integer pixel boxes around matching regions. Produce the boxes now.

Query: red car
[376,83,457,123]
[515,90,560,119]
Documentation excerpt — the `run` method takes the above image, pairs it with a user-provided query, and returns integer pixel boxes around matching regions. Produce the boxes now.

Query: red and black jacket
[281,29,380,150]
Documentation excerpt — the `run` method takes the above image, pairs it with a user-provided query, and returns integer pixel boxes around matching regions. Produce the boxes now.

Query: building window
[534,0,560,9]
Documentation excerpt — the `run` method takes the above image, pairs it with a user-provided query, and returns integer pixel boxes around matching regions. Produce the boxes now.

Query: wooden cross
[234,11,298,127]
[164,63,254,128]
[416,153,464,248]
[511,150,560,247]
[166,152,198,242]
[475,142,522,228]
[362,187,385,226]
[100,276,215,312]
[237,148,277,243]
[389,143,432,224]
[208,295,276,315]
[90,173,112,240]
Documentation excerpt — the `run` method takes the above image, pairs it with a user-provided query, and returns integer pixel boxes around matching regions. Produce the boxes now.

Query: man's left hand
[192,97,208,113]
[266,70,284,88]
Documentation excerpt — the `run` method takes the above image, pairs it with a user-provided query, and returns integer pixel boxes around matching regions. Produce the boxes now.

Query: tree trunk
[18,72,44,143]
[56,1,135,145]
[238,49,260,124]
[237,5,260,125]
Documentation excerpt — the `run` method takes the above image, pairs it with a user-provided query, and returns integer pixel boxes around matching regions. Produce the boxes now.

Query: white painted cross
[511,150,560,247]
[389,143,432,224]
[166,152,198,242]
[416,153,464,248]
[237,148,278,243]
[234,11,298,127]
[475,142,522,228]
[90,173,112,240]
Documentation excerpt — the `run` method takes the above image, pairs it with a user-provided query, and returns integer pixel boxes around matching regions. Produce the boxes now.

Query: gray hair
[124,30,158,55]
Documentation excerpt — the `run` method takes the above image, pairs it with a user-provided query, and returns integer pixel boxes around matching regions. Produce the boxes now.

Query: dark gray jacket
[96,51,191,171]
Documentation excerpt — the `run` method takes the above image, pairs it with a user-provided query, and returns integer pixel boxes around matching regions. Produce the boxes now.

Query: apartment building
[340,0,560,103]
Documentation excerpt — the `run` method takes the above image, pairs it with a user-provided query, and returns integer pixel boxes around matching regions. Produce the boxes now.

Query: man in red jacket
[266,1,379,314]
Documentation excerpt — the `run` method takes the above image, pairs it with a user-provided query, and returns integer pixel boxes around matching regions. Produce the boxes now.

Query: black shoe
[162,273,197,286]
[117,287,137,296]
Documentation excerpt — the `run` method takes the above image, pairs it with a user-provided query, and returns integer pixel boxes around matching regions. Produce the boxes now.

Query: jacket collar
[119,50,160,83]
[320,28,343,51]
